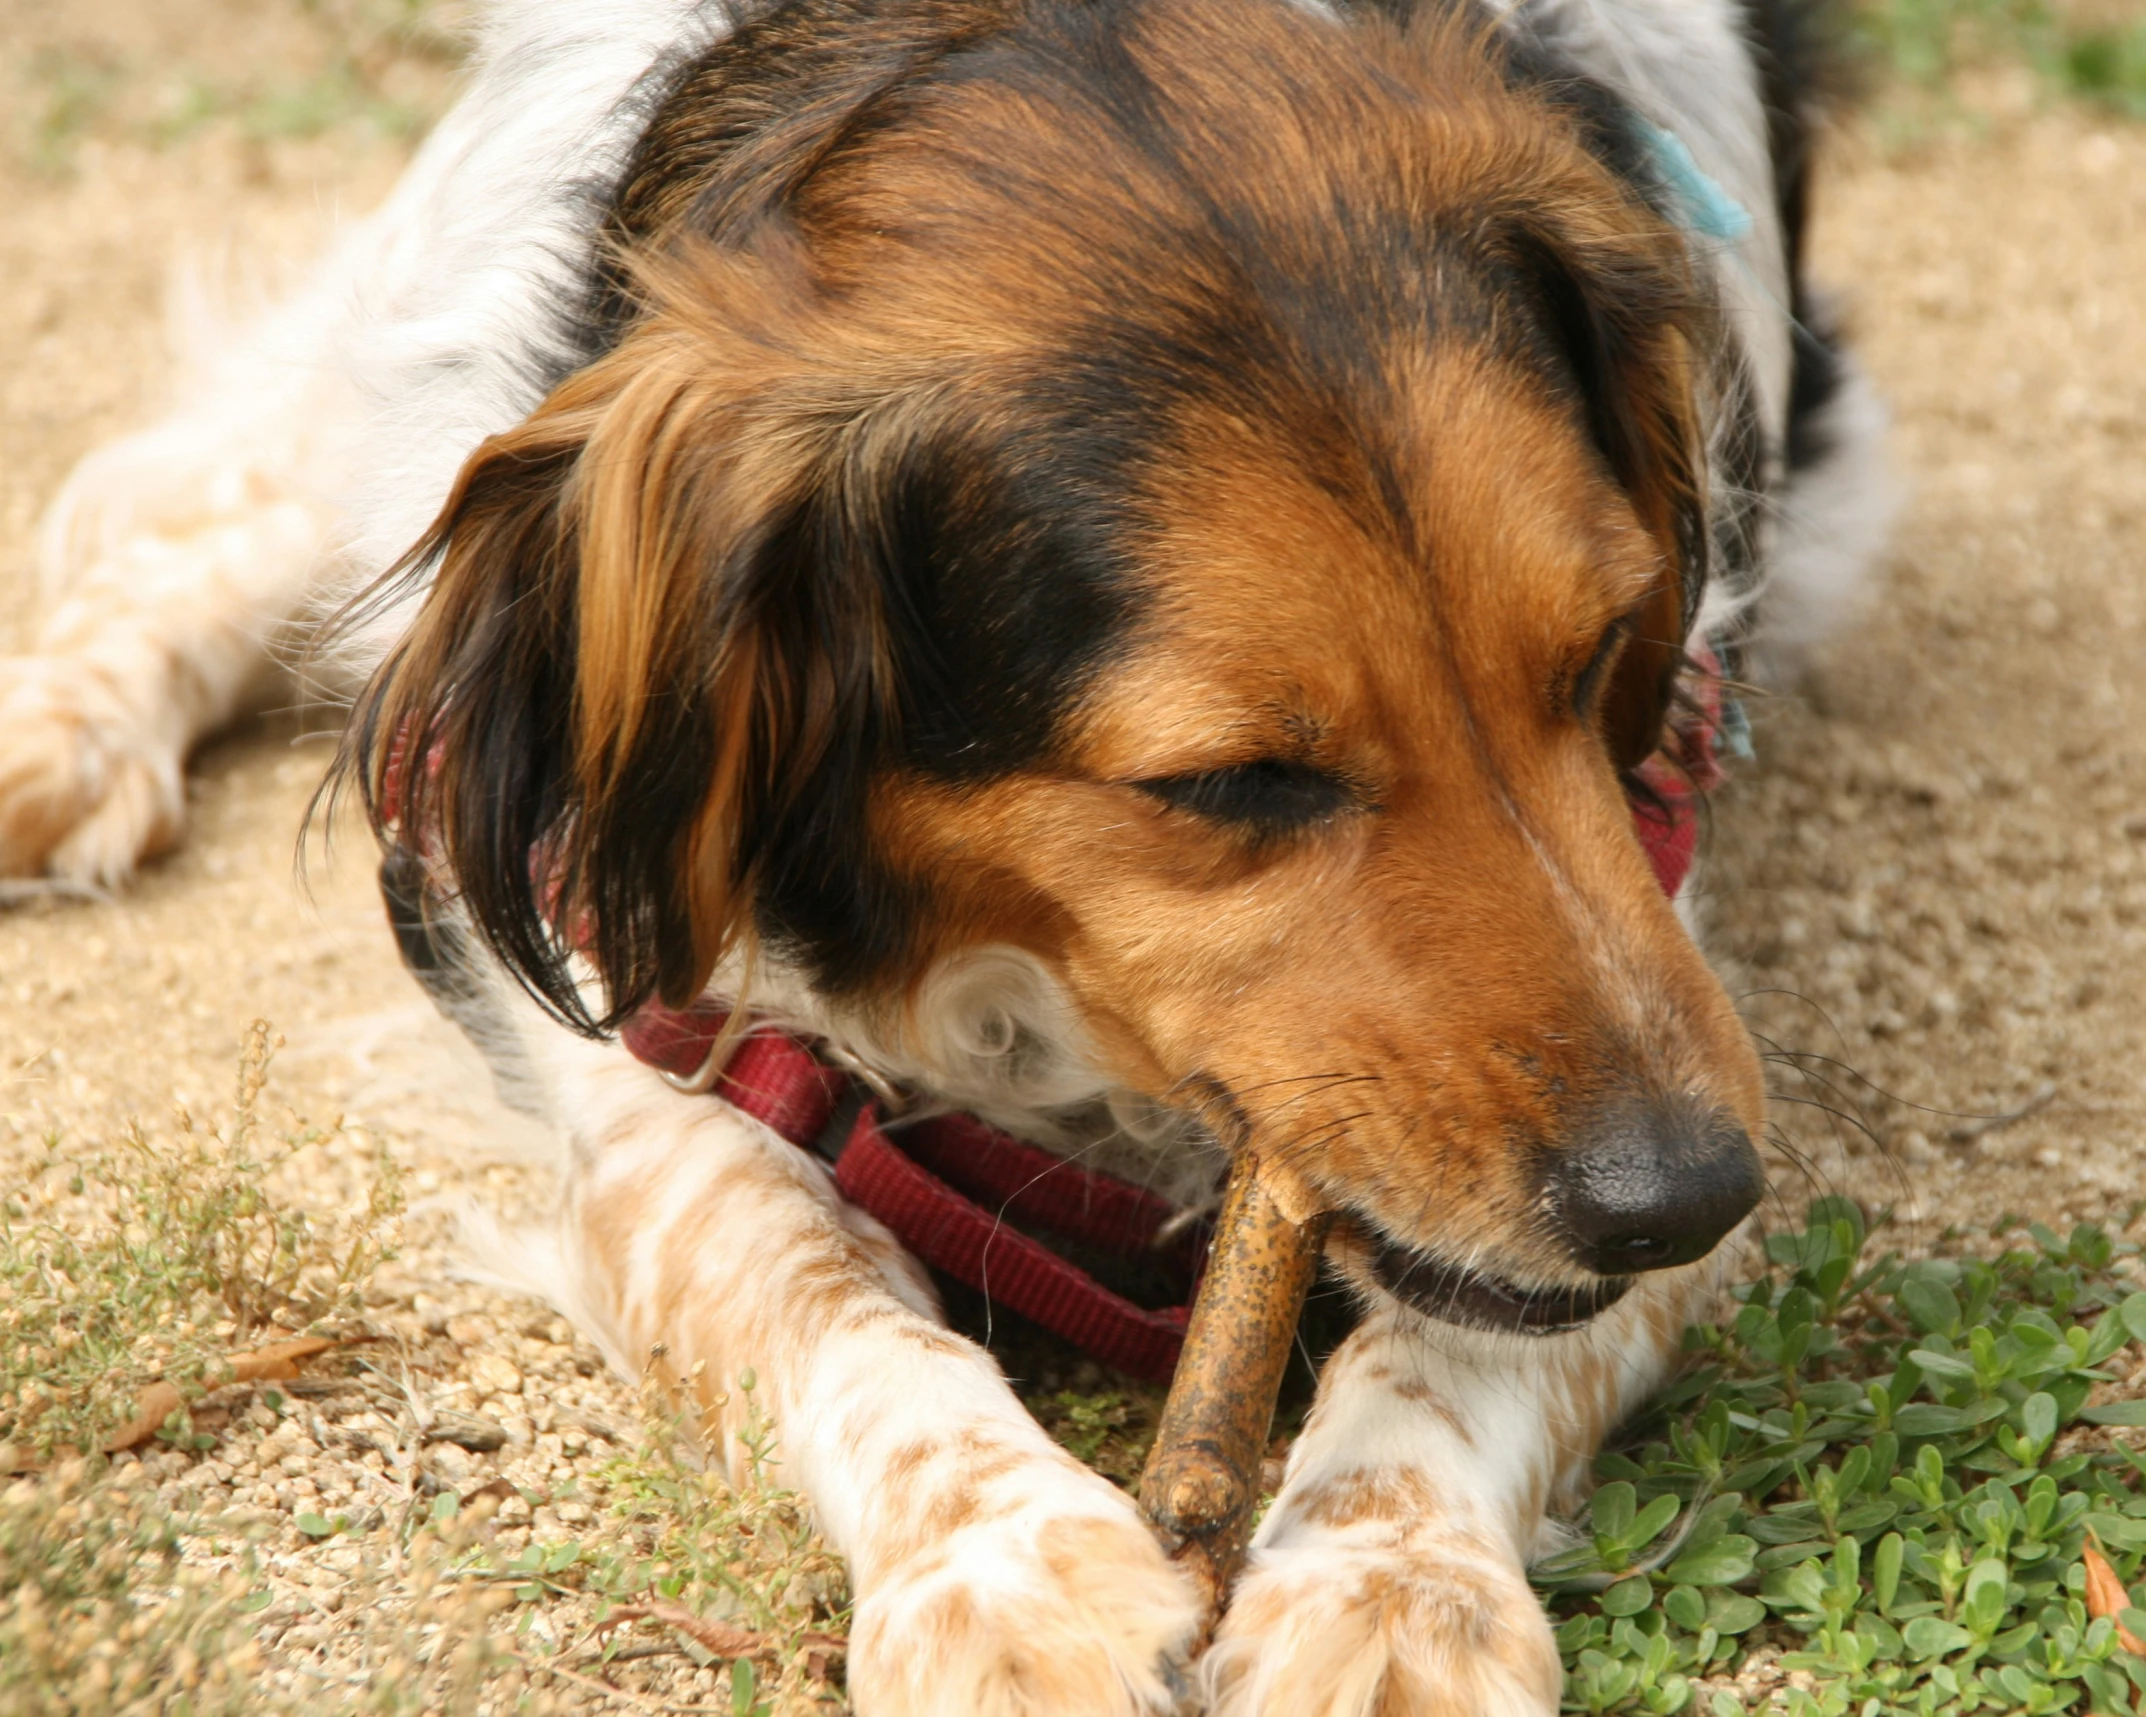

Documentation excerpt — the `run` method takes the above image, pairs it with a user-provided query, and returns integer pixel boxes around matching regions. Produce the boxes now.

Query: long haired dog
[2,0,1888,1708]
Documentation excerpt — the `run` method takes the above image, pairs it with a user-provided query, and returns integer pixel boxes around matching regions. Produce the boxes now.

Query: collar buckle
[816,1038,915,1116]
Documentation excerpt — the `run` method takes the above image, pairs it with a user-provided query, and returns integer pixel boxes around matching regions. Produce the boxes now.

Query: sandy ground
[1707,104,2146,1238]
[1,0,2143,1705]
[0,6,695,1707]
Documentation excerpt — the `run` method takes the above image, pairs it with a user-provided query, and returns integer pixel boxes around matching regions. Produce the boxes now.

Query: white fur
[1504,0,1793,433]
[1205,1261,1727,1717]
[1749,350,1897,676]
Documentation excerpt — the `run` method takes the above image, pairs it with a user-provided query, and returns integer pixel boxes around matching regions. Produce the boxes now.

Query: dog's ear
[346,249,892,1031]
[1516,213,1707,774]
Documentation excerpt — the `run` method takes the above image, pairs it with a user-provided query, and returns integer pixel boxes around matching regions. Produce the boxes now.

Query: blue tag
[1718,687,1755,763]
[1638,120,1752,245]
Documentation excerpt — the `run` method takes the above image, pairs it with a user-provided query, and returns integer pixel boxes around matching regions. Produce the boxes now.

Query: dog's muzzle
[1363,1092,1762,1334]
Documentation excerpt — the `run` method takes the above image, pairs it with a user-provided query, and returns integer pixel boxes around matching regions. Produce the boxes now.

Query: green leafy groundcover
[1537,1199,2146,1716]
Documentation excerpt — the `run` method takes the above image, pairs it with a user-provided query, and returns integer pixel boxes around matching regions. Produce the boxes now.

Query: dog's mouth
[1365,1236,1630,1334]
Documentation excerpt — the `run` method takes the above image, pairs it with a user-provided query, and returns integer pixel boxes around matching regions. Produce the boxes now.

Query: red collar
[623,695,1721,1381]
[621,1003,1203,1382]
[1633,652,1728,900]
[1634,771,1700,899]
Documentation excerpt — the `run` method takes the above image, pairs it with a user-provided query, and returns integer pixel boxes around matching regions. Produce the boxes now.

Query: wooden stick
[1139,1160,1326,1637]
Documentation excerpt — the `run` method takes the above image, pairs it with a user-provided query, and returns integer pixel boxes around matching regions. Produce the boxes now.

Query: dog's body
[2,0,1887,1710]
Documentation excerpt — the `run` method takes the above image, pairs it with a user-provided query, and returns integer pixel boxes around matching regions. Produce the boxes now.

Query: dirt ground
[1,0,2143,1707]
[1706,94,2146,1237]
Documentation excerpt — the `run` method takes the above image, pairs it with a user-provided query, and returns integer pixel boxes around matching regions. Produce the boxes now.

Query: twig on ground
[597,1598,842,1662]
[507,1645,736,1714]
[105,1335,343,1451]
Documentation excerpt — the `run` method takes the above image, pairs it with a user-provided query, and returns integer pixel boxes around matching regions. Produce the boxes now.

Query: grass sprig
[0,1022,401,1464]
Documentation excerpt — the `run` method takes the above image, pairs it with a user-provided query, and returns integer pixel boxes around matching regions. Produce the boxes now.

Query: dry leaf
[0,1336,342,1473]
[599,1598,844,1665]
[103,1335,340,1453]
[2083,1540,2146,1655]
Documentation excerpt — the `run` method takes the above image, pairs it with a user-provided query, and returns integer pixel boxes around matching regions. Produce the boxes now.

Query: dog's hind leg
[0,268,366,887]
[495,1027,1203,1717]
[0,0,687,889]
[1203,1262,1724,1717]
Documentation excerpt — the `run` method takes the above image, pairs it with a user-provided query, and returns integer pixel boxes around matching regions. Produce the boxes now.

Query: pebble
[427,1409,509,1452]
[446,1313,496,1347]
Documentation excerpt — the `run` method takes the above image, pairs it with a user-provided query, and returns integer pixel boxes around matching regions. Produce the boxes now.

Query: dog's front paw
[1204,1540,1561,1717]
[849,1506,1200,1716]
[0,656,184,886]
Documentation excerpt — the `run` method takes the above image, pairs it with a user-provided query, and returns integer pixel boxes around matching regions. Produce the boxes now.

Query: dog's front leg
[1205,1265,1718,1717]
[551,1045,1201,1716]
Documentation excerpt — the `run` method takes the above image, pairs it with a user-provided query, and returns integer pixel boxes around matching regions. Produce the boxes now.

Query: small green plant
[0,1454,561,1715]
[1539,1198,2146,1715]
[1030,1386,1166,1487]
[0,1022,401,1464]
[592,1376,848,1665]
[2057,23,2146,118]
[445,1371,851,1710]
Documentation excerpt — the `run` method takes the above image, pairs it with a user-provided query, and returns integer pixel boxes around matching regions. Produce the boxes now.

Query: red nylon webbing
[832,1107,1190,1383]
[1633,790,1697,899]
[619,1001,1196,1382]
[621,1005,848,1142]
[898,1111,1202,1269]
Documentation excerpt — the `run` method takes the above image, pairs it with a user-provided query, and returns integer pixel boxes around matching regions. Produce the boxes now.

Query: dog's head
[352,0,1764,1331]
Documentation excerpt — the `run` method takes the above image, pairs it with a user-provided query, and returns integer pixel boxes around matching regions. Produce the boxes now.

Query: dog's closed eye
[1133,759,1358,837]
[1569,612,1636,721]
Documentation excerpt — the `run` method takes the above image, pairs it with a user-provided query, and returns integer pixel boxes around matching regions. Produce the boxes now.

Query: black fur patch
[1740,0,1851,472]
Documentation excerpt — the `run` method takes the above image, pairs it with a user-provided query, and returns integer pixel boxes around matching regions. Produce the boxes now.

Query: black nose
[1545,1095,1763,1275]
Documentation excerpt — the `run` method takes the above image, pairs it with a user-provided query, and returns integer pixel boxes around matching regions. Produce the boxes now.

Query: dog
[0,0,1889,1709]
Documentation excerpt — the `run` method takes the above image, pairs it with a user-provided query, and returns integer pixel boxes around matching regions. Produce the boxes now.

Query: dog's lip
[1365,1235,1630,1334]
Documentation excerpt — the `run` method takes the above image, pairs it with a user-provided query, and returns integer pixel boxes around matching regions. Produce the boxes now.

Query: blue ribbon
[1638,120,1752,244]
